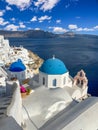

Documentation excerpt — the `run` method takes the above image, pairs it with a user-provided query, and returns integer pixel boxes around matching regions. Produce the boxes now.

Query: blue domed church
[9,59,27,81]
[39,56,72,88]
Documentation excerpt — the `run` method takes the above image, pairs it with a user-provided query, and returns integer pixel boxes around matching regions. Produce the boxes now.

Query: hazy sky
[0,0,98,34]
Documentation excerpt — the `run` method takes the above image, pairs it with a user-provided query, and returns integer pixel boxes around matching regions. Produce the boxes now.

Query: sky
[0,0,98,34]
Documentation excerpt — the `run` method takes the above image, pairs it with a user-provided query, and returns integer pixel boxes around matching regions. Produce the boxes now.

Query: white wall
[7,81,24,126]
[39,72,48,87]
[60,72,71,88]
[81,87,88,97]
[39,71,72,89]
[9,70,27,81]
[48,75,61,88]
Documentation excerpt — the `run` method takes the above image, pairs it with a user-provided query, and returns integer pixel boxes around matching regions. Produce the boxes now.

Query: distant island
[0,30,98,39]
[0,30,57,38]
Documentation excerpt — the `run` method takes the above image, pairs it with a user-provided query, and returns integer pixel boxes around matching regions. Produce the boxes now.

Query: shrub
[20,85,27,93]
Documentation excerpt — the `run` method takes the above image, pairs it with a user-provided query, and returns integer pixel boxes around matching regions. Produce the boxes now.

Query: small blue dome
[9,59,26,72]
[39,58,68,75]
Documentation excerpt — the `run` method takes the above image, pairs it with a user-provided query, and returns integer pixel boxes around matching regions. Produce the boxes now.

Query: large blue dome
[9,59,26,72]
[39,58,68,75]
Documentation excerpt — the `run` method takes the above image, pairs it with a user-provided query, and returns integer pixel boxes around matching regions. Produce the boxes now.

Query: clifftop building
[38,56,88,99]
[22,57,95,130]
[39,57,72,88]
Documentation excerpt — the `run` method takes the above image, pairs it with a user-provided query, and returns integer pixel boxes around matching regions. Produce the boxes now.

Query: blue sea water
[8,37,98,96]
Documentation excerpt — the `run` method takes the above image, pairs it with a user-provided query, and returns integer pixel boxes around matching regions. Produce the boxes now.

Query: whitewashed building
[39,56,72,88]
[23,57,94,130]
[8,59,27,81]
[0,35,10,63]
[30,56,88,100]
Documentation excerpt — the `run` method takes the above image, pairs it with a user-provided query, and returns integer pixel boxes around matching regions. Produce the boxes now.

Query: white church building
[29,56,88,101]
[22,57,97,130]
[8,59,27,81]
[39,56,72,89]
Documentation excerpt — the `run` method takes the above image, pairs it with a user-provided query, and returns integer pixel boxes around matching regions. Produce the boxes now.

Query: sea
[8,36,98,96]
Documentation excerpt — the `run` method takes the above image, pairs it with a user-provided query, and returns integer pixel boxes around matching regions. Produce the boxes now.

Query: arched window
[77,79,80,85]
[81,80,83,85]
[80,72,83,77]
[53,79,56,86]
[43,77,45,85]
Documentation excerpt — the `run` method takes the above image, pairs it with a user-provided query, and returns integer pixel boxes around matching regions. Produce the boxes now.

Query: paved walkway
[22,104,38,130]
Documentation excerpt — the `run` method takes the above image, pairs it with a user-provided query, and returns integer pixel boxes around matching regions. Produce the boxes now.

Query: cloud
[50,24,98,33]
[56,19,61,23]
[5,0,32,10]
[5,24,19,31]
[31,16,37,22]
[35,28,40,30]
[75,27,83,31]
[94,26,98,29]
[50,27,67,34]
[34,0,45,7]
[5,0,60,11]
[83,28,94,31]
[34,0,60,11]
[0,17,9,26]
[6,5,12,11]
[11,17,16,22]
[38,15,52,22]
[68,24,78,29]
[76,27,95,32]
[19,22,26,28]
[68,24,97,32]
[0,10,5,16]
[67,24,98,32]
[0,18,4,25]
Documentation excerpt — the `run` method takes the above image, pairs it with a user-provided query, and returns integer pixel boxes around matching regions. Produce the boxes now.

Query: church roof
[9,59,26,72]
[39,57,68,75]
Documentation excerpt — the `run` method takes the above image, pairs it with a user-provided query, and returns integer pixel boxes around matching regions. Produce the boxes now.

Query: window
[77,79,80,85]
[80,72,83,77]
[43,77,45,85]
[81,80,83,85]
[53,79,56,86]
